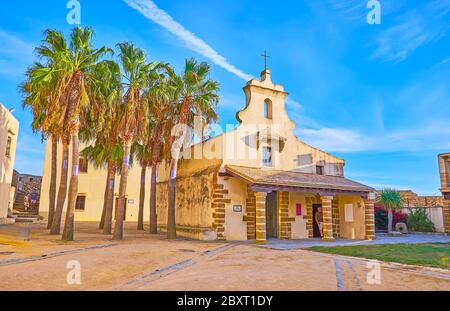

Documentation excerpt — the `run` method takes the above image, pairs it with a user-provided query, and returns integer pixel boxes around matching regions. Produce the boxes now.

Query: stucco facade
[0,103,19,223]
[40,69,376,242]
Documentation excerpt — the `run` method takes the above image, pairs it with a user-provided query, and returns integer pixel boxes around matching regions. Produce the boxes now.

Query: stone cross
[261,50,270,70]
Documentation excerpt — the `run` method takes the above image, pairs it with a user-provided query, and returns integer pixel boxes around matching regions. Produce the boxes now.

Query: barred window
[79,158,89,173]
[316,165,324,175]
[262,147,273,167]
[5,136,12,157]
[75,196,86,211]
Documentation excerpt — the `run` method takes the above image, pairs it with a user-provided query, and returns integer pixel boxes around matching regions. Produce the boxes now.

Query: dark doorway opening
[266,192,278,238]
[312,204,323,238]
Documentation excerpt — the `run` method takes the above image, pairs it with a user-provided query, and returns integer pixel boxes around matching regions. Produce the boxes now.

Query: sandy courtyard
[0,223,449,291]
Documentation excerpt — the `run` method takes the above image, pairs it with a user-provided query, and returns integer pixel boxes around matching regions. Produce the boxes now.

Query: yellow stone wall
[289,192,309,239]
[0,104,19,220]
[223,177,248,240]
[338,195,366,239]
[155,164,220,234]
[39,139,152,222]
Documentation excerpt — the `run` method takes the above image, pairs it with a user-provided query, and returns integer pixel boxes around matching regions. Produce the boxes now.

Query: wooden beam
[250,183,369,197]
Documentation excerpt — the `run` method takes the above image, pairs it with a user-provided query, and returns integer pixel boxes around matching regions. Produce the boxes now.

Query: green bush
[406,208,436,233]
[375,207,388,230]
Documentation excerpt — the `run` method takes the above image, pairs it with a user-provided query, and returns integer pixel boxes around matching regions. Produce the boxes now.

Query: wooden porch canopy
[224,165,375,197]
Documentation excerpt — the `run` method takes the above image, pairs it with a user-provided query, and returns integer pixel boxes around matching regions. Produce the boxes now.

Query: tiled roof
[225,165,375,193]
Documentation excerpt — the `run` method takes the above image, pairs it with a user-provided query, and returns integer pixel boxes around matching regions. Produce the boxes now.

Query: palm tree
[166,58,220,239]
[137,63,173,233]
[378,189,404,233]
[30,27,112,240]
[112,43,152,240]
[21,63,63,230]
[21,31,73,235]
[133,140,150,231]
[80,60,123,234]
[145,74,176,234]
[61,28,112,242]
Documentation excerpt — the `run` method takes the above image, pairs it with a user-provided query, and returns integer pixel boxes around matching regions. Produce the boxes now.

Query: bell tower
[236,63,295,135]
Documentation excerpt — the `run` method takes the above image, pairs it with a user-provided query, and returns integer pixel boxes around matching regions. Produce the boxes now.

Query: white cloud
[296,127,370,152]
[434,56,450,67]
[0,29,34,78]
[285,97,304,112]
[16,134,45,156]
[372,0,450,62]
[124,0,252,81]
[296,122,450,153]
[125,0,305,120]
[372,18,432,62]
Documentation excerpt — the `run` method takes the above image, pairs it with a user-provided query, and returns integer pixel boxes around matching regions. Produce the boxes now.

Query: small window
[5,136,12,157]
[18,177,23,182]
[264,99,273,120]
[316,165,324,175]
[262,147,273,167]
[29,178,33,182]
[75,195,86,211]
[79,158,89,173]
[344,204,354,222]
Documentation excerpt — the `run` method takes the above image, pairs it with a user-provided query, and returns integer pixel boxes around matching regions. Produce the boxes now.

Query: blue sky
[0,0,449,195]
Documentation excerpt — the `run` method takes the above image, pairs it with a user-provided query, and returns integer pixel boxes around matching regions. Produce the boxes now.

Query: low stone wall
[157,224,217,240]
[155,165,221,238]
[401,206,446,233]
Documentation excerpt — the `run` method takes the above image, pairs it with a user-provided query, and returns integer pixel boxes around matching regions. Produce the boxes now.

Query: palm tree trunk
[99,171,110,230]
[62,133,80,241]
[167,101,190,240]
[50,137,70,235]
[167,157,179,240]
[103,162,116,235]
[137,165,146,230]
[113,141,131,240]
[47,136,58,229]
[149,164,158,234]
[387,208,393,233]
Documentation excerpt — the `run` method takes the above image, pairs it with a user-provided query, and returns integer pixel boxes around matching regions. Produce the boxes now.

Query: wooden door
[266,192,278,238]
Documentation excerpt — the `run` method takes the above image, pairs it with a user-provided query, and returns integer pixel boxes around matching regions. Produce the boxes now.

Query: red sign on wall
[296,203,302,216]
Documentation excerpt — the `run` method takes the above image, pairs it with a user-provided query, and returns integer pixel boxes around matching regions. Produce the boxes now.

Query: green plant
[378,189,404,233]
[375,207,408,230]
[407,208,436,233]
[375,207,388,230]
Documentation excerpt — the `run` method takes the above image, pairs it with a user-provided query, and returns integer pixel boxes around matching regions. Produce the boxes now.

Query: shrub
[375,207,408,230]
[375,207,388,230]
[393,210,408,225]
[406,208,436,233]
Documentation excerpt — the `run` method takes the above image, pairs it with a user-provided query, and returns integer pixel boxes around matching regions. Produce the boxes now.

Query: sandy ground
[1,223,449,291]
